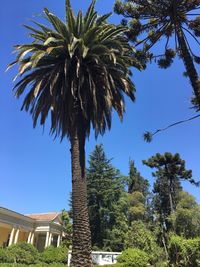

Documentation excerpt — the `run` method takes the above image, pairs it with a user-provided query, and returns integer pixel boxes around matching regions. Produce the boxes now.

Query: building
[0,207,66,251]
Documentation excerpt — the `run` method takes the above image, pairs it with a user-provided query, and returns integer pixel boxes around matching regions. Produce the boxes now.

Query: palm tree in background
[8,0,141,265]
[114,0,200,108]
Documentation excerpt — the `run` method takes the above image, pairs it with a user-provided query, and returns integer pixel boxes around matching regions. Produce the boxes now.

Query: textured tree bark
[70,128,92,267]
[177,27,200,107]
[168,178,174,215]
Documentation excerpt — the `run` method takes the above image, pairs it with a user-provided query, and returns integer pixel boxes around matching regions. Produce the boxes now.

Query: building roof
[0,207,34,222]
[26,212,60,221]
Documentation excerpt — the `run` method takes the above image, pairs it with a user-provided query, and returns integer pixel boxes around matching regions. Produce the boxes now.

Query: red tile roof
[26,212,60,221]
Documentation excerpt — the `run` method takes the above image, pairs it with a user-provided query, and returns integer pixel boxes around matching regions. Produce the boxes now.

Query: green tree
[61,209,72,247]
[106,194,129,251]
[126,192,146,224]
[8,0,140,265]
[168,235,200,267]
[127,161,151,224]
[143,153,198,230]
[114,0,200,108]
[87,144,126,250]
[169,191,200,238]
[128,160,149,197]
[125,221,164,265]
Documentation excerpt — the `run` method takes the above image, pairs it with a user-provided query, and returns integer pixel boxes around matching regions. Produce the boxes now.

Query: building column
[48,232,52,247]
[57,235,61,247]
[45,231,50,248]
[8,228,15,246]
[27,232,32,244]
[14,229,19,244]
[30,232,35,244]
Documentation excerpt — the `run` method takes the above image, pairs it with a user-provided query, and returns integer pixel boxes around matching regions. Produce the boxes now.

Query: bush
[155,261,168,267]
[0,243,39,265]
[125,221,165,264]
[168,235,200,267]
[116,248,149,267]
[0,264,66,267]
[0,248,14,263]
[40,246,68,264]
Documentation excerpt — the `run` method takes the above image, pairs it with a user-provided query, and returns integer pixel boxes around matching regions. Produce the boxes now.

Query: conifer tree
[114,0,200,108]
[128,160,149,197]
[87,144,125,250]
[143,152,198,230]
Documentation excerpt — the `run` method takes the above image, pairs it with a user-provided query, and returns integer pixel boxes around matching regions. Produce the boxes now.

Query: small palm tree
[8,0,141,266]
[115,0,200,108]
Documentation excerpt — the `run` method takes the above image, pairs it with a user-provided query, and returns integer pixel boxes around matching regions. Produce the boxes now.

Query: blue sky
[0,0,199,214]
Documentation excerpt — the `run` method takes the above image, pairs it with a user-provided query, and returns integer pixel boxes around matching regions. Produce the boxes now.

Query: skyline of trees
[84,144,200,265]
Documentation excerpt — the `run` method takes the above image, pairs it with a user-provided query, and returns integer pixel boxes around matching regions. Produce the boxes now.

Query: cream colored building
[0,207,65,251]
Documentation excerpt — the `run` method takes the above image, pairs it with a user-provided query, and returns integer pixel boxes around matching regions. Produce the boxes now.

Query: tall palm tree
[114,0,200,108]
[8,0,141,266]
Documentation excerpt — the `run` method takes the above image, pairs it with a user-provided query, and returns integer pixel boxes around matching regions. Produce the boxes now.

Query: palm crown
[9,0,140,140]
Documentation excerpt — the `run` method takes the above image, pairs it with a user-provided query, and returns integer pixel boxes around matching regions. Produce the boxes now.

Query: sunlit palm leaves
[114,0,200,108]
[8,0,141,140]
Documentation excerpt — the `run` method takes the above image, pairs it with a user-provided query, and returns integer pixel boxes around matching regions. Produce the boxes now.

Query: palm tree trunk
[177,27,200,107]
[70,128,92,267]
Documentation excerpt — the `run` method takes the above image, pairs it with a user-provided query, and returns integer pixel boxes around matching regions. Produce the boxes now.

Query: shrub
[125,221,165,264]
[7,243,39,264]
[116,248,149,267]
[0,248,14,263]
[155,261,168,267]
[40,246,68,264]
[0,264,66,267]
[168,235,200,267]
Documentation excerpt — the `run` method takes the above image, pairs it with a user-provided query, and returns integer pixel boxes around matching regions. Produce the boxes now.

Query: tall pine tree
[128,160,149,197]
[143,152,198,230]
[87,144,125,250]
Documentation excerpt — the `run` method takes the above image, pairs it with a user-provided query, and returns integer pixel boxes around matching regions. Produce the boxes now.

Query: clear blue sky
[0,0,199,214]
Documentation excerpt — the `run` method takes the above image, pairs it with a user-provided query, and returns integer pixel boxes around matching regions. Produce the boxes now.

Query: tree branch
[144,113,200,142]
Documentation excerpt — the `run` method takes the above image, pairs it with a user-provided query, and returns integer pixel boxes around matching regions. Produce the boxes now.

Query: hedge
[168,235,200,267]
[116,248,149,267]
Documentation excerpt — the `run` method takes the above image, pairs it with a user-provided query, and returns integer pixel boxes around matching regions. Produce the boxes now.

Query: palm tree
[8,0,141,266]
[114,0,200,108]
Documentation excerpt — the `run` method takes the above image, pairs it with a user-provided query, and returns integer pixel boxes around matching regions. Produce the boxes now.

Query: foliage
[0,244,67,266]
[116,248,149,267]
[144,114,200,142]
[0,249,14,264]
[61,209,72,247]
[7,243,39,265]
[61,209,72,234]
[169,191,200,238]
[128,160,149,197]
[87,144,127,251]
[105,193,129,251]
[40,246,68,264]
[0,264,66,267]
[168,235,200,267]
[8,0,141,140]
[125,221,164,264]
[114,0,200,108]
[126,192,146,223]
[143,152,197,230]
